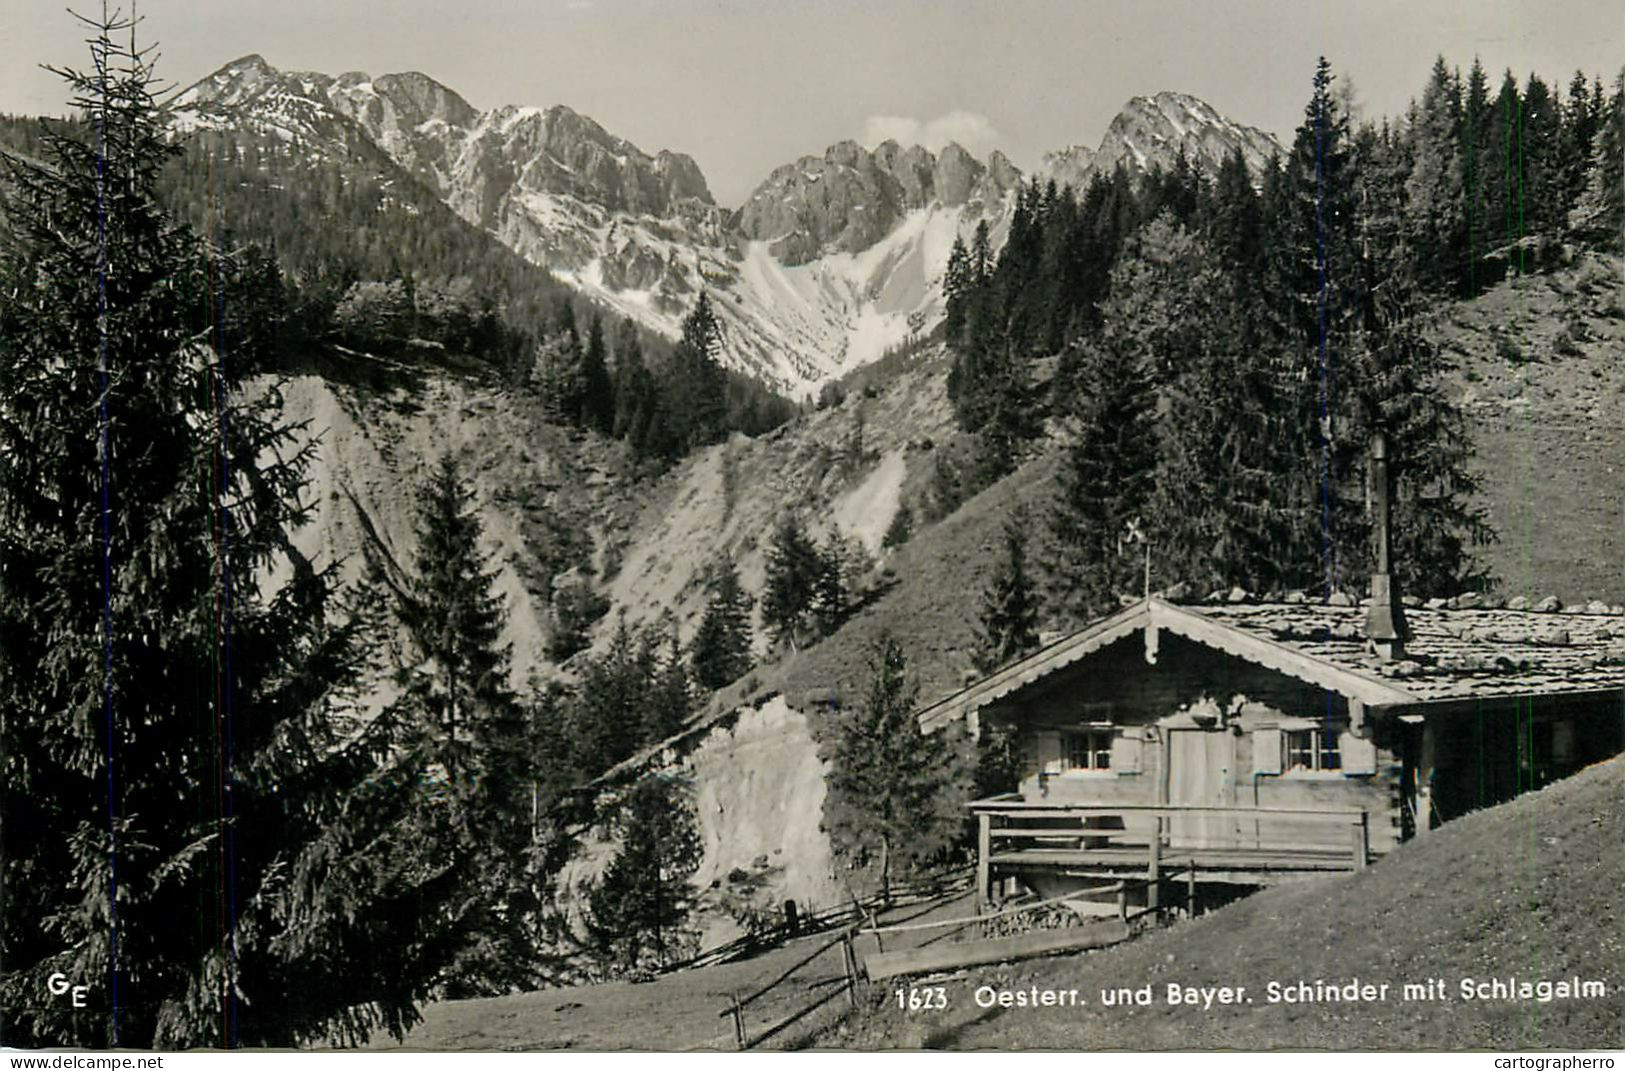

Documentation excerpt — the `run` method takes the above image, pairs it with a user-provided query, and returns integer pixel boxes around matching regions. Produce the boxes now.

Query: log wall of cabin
[980,632,1404,855]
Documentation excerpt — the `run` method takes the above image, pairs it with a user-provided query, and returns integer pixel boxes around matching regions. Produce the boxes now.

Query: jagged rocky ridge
[170,58,1278,395]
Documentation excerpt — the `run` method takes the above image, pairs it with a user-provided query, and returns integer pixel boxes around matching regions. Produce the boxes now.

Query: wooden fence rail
[664,865,974,976]
[709,870,975,1049]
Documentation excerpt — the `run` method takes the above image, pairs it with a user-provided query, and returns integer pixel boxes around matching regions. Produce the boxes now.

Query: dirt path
[372,890,979,1051]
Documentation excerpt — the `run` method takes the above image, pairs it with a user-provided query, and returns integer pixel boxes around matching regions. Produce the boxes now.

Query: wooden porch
[969,796,1373,907]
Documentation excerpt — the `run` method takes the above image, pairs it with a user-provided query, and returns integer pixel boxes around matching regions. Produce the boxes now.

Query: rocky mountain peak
[1041,90,1280,191]
[735,138,1019,265]
[371,71,478,130]
[461,101,715,217]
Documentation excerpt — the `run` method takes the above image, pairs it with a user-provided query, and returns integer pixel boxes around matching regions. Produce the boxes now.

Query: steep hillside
[265,356,644,690]
[707,255,1625,716]
[1440,252,1625,605]
[831,750,1625,1050]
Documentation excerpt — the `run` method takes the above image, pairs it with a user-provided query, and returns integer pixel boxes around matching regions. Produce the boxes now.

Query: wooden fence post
[730,992,747,1050]
[1187,865,1198,918]
[975,812,991,915]
[1352,811,1369,869]
[1146,816,1162,910]
[841,929,859,1009]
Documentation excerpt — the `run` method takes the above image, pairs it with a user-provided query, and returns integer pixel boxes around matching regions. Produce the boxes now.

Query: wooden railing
[968,796,1371,906]
[717,928,861,1050]
[666,866,973,974]
[705,870,974,1049]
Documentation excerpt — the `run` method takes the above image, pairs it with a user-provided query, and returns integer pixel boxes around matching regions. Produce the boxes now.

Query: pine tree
[579,314,613,434]
[1046,335,1157,621]
[972,507,1042,673]
[1570,69,1624,249]
[943,233,972,343]
[760,514,823,649]
[1487,70,1524,262]
[1560,70,1602,222]
[394,453,512,774]
[811,533,853,637]
[0,14,468,1047]
[567,612,654,777]
[1461,57,1493,291]
[1350,266,1496,595]
[1521,73,1563,247]
[1205,146,1266,277]
[586,775,703,973]
[666,292,728,452]
[1269,58,1368,596]
[531,332,583,426]
[821,634,971,898]
[645,625,695,744]
[691,557,754,692]
[1404,57,1467,292]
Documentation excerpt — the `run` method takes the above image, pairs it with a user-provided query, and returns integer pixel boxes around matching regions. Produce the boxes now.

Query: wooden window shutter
[1110,732,1142,773]
[1340,731,1377,775]
[1029,731,1063,776]
[1253,728,1282,775]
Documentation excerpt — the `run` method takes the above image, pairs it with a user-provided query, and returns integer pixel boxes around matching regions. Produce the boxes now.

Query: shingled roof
[917,596,1625,731]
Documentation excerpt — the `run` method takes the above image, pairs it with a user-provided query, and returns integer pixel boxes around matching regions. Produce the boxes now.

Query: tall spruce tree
[1404,58,1467,292]
[585,775,703,973]
[972,508,1042,673]
[760,514,822,649]
[1461,57,1493,291]
[667,292,728,452]
[1046,336,1156,621]
[1560,70,1602,222]
[1570,69,1624,249]
[0,13,468,1047]
[821,634,971,898]
[691,557,754,691]
[394,452,513,774]
[811,533,853,637]
[1269,58,1368,595]
[385,452,550,997]
[579,314,613,434]
[644,625,695,745]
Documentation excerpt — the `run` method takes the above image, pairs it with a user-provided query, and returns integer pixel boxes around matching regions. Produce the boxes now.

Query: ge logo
[48,972,89,1008]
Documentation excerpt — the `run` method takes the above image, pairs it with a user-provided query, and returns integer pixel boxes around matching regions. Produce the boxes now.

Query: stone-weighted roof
[917,596,1625,730]
[1197,600,1625,703]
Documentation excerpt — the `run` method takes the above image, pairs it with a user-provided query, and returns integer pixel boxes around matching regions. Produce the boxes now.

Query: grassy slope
[829,751,1625,1051]
[1441,253,1625,606]
[369,890,982,1051]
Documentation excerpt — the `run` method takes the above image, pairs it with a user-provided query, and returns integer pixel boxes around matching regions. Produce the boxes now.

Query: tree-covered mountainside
[942,57,1623,620]
[0,112,803,463]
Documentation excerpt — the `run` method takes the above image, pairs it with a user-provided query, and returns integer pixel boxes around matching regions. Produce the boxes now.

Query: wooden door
[1166,728,1241,848]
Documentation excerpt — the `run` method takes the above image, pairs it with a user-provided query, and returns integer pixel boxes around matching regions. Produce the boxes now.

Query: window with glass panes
[1063,729,1113,771]
[1285,727,1341,771]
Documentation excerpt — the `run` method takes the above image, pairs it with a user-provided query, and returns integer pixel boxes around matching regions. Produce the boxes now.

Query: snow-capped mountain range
[168,56,1280,396]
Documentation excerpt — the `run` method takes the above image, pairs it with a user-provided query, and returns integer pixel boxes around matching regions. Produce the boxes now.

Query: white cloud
[860,110,999,155]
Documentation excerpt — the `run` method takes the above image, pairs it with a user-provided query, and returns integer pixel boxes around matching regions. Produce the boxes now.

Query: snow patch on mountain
[169,56,1279,396]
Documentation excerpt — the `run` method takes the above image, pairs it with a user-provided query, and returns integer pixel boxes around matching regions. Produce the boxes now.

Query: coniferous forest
[946,57,1623,622]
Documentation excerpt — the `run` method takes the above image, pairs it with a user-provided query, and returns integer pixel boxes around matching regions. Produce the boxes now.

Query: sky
[3,0,1620,206]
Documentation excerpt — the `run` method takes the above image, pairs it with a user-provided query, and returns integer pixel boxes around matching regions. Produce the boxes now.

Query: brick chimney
[1365,430,1408,661]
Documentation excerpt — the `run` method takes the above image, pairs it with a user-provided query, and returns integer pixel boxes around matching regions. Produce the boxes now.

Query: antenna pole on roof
[1124,517,1150,601]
